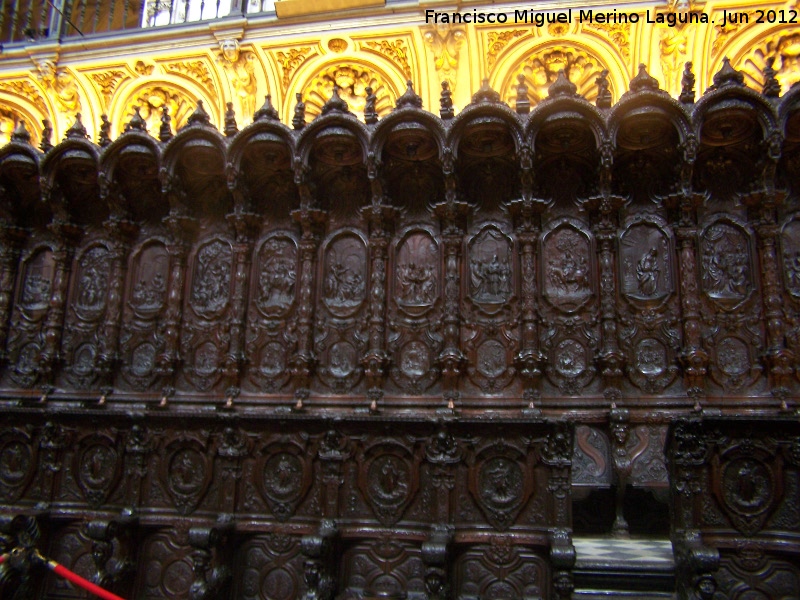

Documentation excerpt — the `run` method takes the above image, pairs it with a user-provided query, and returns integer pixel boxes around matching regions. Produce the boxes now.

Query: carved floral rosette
[468,442,534,531]
[120,239,170,390]
[316,230,368,392]
[74,432,122,507]
[257,440,312,522]
[246,232,299,391]
[466,333,517,392]
[388,227,443,393]
[709,334,762,390]
[0,428,37,503]
[541,220,595,314]
[357,440,420,526]
[8,245,56,386]
[712,442,783,536]
[161,437,212,515]
[182,236,234,391]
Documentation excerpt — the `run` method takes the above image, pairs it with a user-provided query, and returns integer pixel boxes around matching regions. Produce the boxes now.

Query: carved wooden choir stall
[0,60,799,599]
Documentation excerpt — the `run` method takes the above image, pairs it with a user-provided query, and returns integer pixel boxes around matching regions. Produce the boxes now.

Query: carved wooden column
[224,211,259,390]
[39,219,81,383]
[98,218,136,385]
[156,215,194,381]
[290,205,326,397]
[0,224,25,359]
[361,203,397,393]
[216,427,248,513]
[38,420,66,505]
[318,429,349,518]
[508,148,547,403]
[673,137,708,397]
[301,519,338,600]
[433,151,469,402]
[124,423,149,509]
[542,423,575,600]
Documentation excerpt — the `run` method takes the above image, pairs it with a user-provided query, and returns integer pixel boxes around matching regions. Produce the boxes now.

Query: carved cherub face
[220,39,240,62]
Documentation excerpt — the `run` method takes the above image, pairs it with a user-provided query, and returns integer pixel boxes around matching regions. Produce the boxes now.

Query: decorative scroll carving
[123,86,195,133]
[273,47,313,92]
[422,24,466,92]
[163,60,217,101]
[362,39,413,79]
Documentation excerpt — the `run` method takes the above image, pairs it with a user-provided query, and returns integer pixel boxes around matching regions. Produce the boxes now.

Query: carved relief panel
[136,530,194,600]
[245,233,298,392]
[388,228,443,393]
[781,218,800,300]
[617,218,681,393]
[119,239,170,391]
[463,225,518,393]
[257,438,313,521]
[315,231,369,392]
[341,540,426,599]
[61,243,112,389]
[539,220,598,394]
[357,440,421,526]
[454,541,549,600]
[73,432,123,508]
[0,428,37,503]
[700,220,754,308]
[698,219,763,390]
[467,442,535,531]
[158,436,213,515]
[44,525,96,598]
[180,237,234,392]
[234,534,307,600]
[5,246,55,387]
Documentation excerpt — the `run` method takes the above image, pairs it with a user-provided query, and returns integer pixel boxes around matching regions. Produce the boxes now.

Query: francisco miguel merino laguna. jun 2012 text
[421,8,792,27]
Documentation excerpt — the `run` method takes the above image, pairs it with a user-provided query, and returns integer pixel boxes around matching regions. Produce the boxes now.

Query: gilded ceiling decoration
[272,46,315,92]
[421,24,466,93]
[120,85,196,134]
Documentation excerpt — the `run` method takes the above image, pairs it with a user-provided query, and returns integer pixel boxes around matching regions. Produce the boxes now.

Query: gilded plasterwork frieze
[501,46,610,106]
[162,59,218,102]
[582,22,631,59]
[35,61,81,116]
[0,80,48,117]
[422,24,466,92]
[121,85,195,133]
[216,40,258,122]
[88,70,130,111]
[272,47,314,93]
[301,64,395,120]
[361,39,414,80]
[739,32,800,91]
[486,30,527,72]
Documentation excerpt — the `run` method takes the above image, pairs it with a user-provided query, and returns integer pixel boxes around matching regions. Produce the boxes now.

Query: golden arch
[490,37,627,108]
[108,76,219,138]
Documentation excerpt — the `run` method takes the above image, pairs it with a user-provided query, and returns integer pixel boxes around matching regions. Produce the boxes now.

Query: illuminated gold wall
[0,0,797,146]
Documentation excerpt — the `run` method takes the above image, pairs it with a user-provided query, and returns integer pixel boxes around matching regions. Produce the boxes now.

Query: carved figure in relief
[258,241,296,312]
[783,250,800,293]
[324,261,364,306]
[702,225,750,299]
[217,40,257,120]
[22,270,51,309]
[76,247,110,312]
[548,236,588,294]
[171,449,203,493]
[192,242,232,313]
[397,262,435,304]
[472,254,511,301]
[636,248,660,296]
[723,458,771,513]
[132,272,166,308]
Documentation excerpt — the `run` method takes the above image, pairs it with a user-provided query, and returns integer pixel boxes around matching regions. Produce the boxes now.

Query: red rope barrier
[39,553,126,600]
[0,552,8,565]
